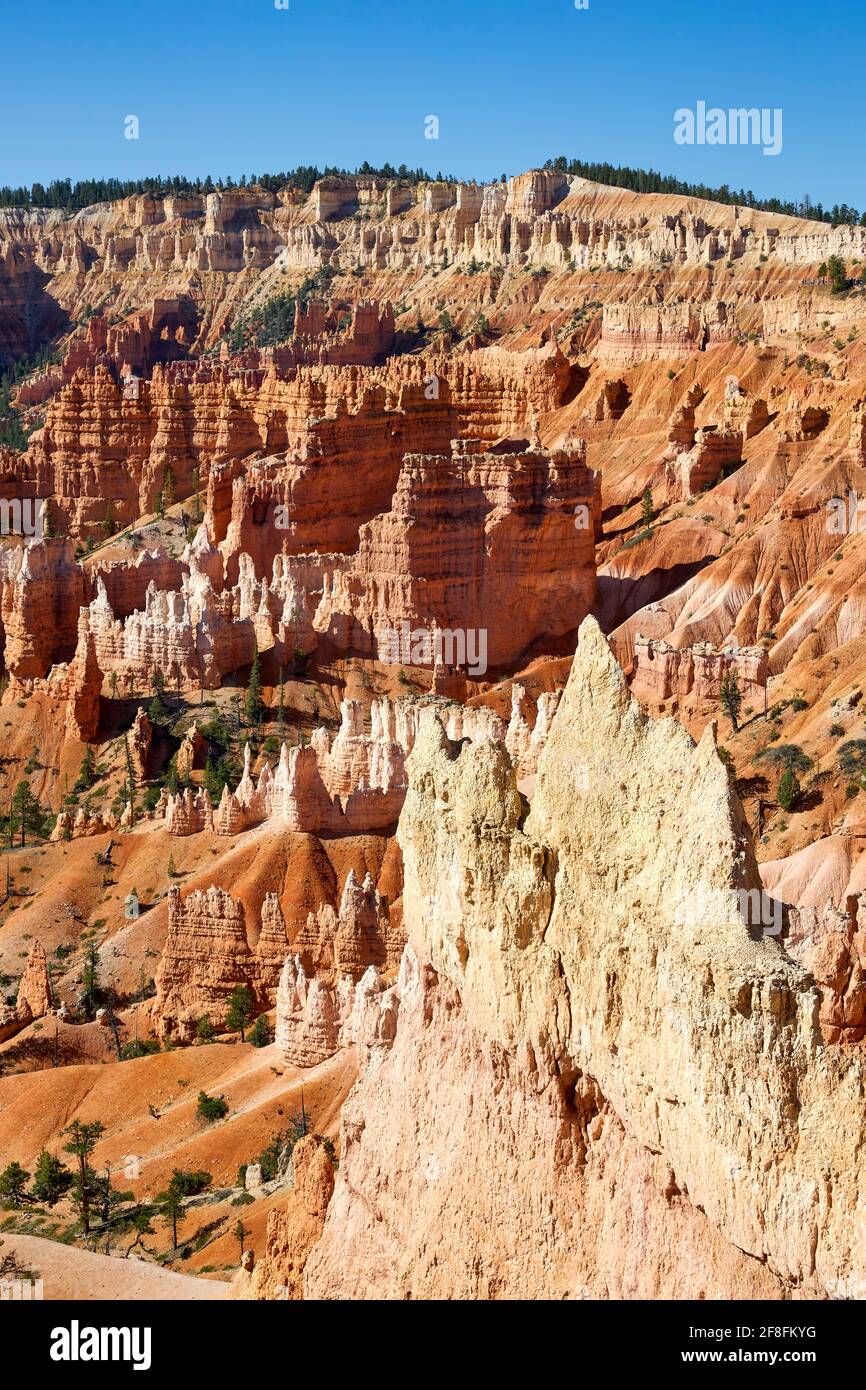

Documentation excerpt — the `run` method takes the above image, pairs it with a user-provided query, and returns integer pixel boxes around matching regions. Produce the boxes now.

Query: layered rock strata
[630,636,768,706]
[151,884,290,1041]
[153,885,254,1040]
[313,442,599,669]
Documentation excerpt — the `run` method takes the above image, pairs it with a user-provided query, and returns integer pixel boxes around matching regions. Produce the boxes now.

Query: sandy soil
[0,1040,354,1289]
[1,1231,229,1299]
[0,1041,354,1194]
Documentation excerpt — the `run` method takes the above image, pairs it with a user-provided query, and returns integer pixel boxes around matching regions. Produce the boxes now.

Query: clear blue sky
[2,0,863,208]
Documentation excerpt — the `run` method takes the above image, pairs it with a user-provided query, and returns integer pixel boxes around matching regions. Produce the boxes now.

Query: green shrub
[196,1091,229,1123]
[758,743,812,772]
[119,1039,160,1061]
[168,1169,212,1197]
[777,768,801,812]
[0,1160,30,1207]
[839,740,866,777]
[199,715,233,747]
[621,528,653,551]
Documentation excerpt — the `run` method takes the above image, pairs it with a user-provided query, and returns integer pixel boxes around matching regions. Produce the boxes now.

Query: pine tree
[0,1160,30,1207]
[641,486,654,529]
[159,1178,185,1252]
[126,1205,156,1257]
[167,854,177,879]
[32,1150,73,1205]
[162,465,176,509]
[196,1015,215,1043]
[225,985,254,1041]
[203,755,218,800]
[123,731,135,785]
[249,1015,271,1048]
[720,672,743,733]
[244,644,264,725]
[80,943,101,1019]
[75,746,97,793]
[827,255,848,294]
[10,779,43,846]
[233,1218,250,1258]
[62,1119,104,1236]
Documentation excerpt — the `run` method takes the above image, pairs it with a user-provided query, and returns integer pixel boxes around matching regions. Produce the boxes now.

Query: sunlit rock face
[299,621,866,1301]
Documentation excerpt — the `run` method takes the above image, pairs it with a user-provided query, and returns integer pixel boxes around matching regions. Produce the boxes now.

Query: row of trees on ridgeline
[0,161,459,211]
[1,157,862,227]
[543,156,866,227]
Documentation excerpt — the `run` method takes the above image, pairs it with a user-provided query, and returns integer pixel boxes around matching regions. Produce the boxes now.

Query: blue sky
[2,0,864,208]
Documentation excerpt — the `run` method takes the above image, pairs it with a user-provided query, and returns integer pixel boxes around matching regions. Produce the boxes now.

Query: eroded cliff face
[10,333,576,547]
[8,171,866,727]
[5,175,855,367]
[152,883,295,1041]
[299,620,866,1300]
[231,1135,335,1302]
[315,441,599,668]
[0,189,286,360]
